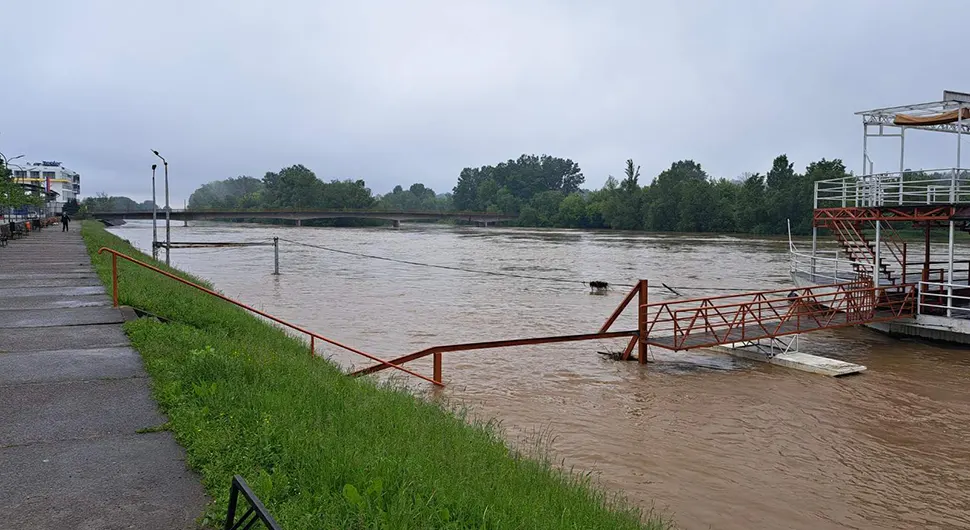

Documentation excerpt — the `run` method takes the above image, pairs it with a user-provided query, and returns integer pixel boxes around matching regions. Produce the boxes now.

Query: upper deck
[814,168,970,209]
[815,90,969,210]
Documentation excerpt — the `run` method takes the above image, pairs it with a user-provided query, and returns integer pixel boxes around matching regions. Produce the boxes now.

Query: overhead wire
[277,237,766,293]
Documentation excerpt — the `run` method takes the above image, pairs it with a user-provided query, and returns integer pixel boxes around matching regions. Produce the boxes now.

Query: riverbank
[81,221,668,529]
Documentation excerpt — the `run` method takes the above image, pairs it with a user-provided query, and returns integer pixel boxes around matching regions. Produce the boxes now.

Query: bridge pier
[295,219,302,227]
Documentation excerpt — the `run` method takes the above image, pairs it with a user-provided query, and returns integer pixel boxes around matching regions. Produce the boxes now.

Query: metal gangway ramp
[600,280,917,362]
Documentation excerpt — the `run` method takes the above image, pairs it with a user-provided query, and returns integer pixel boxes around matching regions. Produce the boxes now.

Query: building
[10,161,81,213]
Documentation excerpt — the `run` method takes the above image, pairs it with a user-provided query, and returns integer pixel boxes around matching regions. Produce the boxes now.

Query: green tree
[557,193,588,228]
[188,176,263,209]
[644,160,708,231]
[452,154,584,219]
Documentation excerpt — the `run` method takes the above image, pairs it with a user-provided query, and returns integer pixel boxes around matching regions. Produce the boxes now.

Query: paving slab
[0,272,99,281]
[0,277,105,288]
[2,251,90,258]
[0,347,145,384]
[0,378,163,446]
[0,306,124,328]
[0,293,110,310]
[0,324,130,352]
[0,434,208,530]
[0,285,108,298]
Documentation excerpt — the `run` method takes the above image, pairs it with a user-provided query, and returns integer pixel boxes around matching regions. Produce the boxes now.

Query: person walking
[61,211,70,232]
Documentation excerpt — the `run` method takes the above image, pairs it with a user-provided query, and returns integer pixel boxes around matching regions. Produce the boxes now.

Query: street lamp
[151,163,158,260]
[151,149,170,265]
[7,162,26,220]
[0,152,25,171]
[7,161,26,183]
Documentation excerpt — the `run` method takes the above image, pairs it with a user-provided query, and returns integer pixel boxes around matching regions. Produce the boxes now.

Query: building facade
[10,161,81,213]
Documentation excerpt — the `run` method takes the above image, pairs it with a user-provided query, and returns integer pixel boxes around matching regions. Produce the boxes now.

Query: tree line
[182,154,852,235]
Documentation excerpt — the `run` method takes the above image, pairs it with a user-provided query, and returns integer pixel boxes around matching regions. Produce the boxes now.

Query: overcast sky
[2,0,969,204]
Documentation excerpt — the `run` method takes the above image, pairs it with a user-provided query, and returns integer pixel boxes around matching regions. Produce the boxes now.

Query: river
[108,221,970,530]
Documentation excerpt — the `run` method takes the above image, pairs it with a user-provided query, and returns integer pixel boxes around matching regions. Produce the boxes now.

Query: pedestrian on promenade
[61,212,70,232]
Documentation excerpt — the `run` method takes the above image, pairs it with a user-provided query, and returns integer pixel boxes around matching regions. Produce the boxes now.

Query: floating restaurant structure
[790,90,970,344]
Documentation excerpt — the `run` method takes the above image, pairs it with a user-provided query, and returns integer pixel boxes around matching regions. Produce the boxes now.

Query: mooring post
[638,280,648,365]
[273,237,279,275]
[433,352,442,384]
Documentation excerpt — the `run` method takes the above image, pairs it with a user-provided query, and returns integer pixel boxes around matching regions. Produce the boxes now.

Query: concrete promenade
[0,226,209,528]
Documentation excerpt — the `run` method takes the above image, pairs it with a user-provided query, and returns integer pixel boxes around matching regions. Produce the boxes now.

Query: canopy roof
[857,90,970,134]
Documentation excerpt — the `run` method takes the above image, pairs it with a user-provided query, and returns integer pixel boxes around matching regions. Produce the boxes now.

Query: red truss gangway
[601,280,915,359]
[353,280,917,381]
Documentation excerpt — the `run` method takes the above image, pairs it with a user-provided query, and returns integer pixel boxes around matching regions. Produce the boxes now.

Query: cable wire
[278,238,765,293]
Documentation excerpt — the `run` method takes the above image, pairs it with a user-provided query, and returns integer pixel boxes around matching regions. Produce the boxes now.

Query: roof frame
[857,97,970,135]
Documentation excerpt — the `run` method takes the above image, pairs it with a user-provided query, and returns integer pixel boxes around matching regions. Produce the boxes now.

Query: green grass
[81,221,669,530]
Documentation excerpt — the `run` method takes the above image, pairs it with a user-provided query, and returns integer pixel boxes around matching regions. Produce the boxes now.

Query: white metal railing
[917,281,970,318]
[815,168,970,208]
[789,249,874,285]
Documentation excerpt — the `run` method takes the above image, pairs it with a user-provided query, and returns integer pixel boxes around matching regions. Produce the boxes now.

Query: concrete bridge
[91,209,516,227]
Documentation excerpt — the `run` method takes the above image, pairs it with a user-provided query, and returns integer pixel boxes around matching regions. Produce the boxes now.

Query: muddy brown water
[109,221,970,530]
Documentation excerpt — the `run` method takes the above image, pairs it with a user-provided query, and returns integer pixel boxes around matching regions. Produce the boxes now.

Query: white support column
[948,221,955,318]
[958,105,963,171]
[804,223,818,283]
[874,220,881,289]
[899,128,906,204]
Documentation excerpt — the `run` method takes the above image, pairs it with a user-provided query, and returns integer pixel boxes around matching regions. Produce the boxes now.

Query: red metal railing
[97,247,443,387]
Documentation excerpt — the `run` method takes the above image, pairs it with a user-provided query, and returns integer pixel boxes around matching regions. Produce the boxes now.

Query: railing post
[873,220,881,290]
[433,352,442,384]
[917,282,922,315]
[273,237,279,275]
[902,242,907,288]
[224,479,240,530]
[111,253,119,307]
[638,280,648,365]
[310,335,315,358]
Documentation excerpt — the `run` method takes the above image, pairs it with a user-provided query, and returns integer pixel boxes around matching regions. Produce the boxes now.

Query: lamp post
[7,162,26,220]
[151,149,170,265]
[1,153,25,180]
[0,152,24,165]
[151,163,158,260]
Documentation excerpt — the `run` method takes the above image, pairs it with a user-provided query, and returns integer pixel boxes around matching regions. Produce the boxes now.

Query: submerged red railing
[359,280,918,377]
[97,247,443,387]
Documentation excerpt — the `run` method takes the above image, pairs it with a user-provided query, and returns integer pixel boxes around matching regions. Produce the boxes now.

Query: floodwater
[109,221,970,530]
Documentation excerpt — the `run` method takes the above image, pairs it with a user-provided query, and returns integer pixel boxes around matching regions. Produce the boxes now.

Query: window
[42,171,55,178]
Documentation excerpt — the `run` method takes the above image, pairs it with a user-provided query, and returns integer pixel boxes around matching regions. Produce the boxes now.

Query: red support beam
[814,206,956,225]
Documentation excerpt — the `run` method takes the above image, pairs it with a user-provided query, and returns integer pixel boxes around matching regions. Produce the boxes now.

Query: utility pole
[151,149,170,265]
[151,164,158,260]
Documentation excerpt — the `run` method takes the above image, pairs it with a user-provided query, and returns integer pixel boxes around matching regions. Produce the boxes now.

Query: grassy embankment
[81,221,669,530]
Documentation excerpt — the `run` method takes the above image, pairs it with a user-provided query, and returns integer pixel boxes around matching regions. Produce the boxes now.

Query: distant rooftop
[857,90,970,134]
